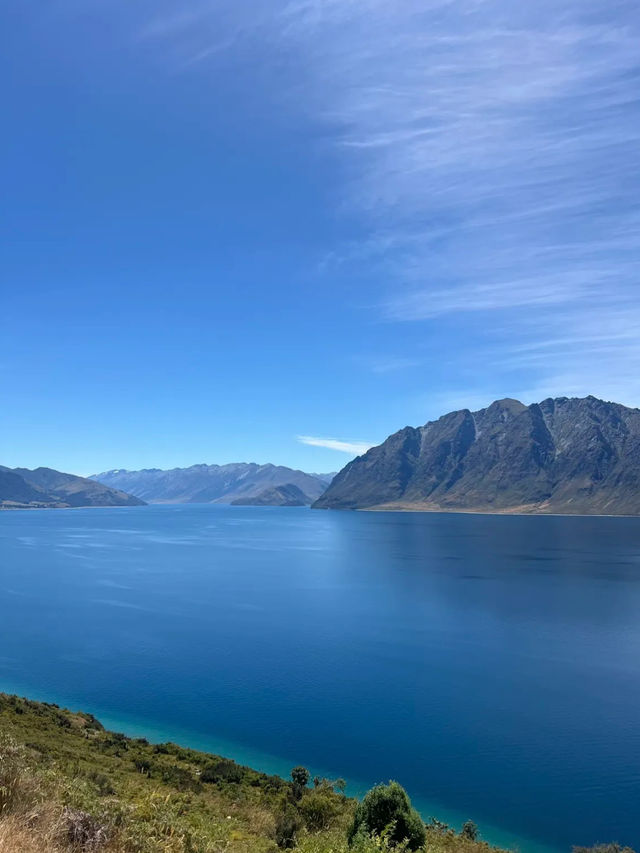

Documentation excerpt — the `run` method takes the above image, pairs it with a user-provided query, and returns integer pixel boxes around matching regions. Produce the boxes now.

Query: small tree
[291,766,310,788]
[461,820,478,841]
[348,781,426,850]
[291,765,310,800]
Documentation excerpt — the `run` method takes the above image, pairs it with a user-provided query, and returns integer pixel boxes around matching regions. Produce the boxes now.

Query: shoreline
[0,679,561,853]
[3,500,640,518]
[0,502,147,511]
[358,504,640,518]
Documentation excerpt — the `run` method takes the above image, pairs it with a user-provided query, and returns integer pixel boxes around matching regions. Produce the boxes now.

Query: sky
[2,0,640,475]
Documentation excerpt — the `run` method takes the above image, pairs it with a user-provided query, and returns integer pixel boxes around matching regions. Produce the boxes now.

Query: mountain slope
[0,466,145,509]
[314,396,640,515]
[92,463,329,505]
[0,468,46,506]
[231,483,311,506]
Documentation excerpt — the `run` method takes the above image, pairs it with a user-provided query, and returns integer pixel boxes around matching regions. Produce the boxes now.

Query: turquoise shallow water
[2,505,640,853]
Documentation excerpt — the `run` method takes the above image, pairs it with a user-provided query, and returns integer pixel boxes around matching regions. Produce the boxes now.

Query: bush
[159,763,199,791]
[200,759,243,784]
[275,804,303,848]
[461,820,478,841]
[299,790,341,831]
[86,771,115,797]
[348,781,426,850]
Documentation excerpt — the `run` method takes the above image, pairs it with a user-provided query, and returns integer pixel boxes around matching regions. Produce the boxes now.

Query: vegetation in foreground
[0,694,630,853]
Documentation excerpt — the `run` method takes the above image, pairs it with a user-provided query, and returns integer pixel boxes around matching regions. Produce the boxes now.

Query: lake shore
[0,681,562,853]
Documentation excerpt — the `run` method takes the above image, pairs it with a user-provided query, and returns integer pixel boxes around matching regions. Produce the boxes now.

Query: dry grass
[0,809,67,853]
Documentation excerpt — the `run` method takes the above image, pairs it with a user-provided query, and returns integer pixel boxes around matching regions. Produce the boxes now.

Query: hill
[314,396,640,515]
[0,692,512,853]
[0,466,145,509]
[92,464,329,505]
[231,483,311,506]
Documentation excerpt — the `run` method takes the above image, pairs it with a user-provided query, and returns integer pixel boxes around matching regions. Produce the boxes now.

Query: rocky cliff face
[313,396,640,515]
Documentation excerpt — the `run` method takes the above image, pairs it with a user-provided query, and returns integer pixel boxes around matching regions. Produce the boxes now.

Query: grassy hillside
[0,693,596,853]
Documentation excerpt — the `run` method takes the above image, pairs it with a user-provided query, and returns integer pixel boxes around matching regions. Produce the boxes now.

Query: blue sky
[2,1,640,475]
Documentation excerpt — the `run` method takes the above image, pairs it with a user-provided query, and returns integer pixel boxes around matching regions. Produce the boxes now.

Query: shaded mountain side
[0,468,46,506]
[0,466,145,509]
[313,396,640,515]
[92,463,329,504]
[231,483,311,506]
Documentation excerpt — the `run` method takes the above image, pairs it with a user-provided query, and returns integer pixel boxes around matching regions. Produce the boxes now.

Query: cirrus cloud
[297,435,374,455]
[131,0,640,405]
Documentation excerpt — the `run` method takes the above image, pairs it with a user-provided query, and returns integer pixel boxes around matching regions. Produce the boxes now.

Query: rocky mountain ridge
[314,396,640,515]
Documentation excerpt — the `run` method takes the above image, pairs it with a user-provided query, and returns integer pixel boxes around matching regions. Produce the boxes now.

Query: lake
[1,505,640,853]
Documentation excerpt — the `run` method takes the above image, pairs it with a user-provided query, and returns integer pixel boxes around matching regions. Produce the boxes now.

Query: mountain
[231,483,311,506]
[0,466,145,509]
[91,463,330,505]
[312,472,337,485]
[314,396,640,515]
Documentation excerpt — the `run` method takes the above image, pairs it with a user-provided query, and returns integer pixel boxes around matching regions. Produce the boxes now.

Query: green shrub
[348,782,426,850]
[299,790,341,831]
[159,763,199,791]
[200,759,243,784]
[133,758,152,775]
[275,804,303,848]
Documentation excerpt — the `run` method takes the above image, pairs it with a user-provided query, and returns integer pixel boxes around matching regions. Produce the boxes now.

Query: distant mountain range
[314,396,640,515]
[92,464,335,506]
[10,396,640,515]
[0,466,145,509]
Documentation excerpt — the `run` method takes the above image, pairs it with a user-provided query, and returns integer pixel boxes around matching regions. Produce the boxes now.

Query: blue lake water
[1,505,640,853]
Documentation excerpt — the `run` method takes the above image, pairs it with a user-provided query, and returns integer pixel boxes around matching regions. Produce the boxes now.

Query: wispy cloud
[278,0,640,400]
[130,0,640,404]
[297,435,374,454]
